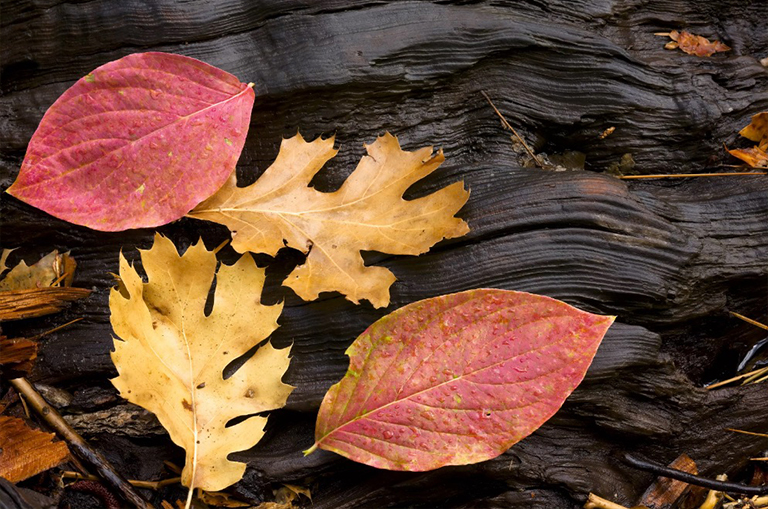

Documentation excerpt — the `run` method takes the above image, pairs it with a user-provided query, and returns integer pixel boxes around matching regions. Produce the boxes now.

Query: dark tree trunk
[2,1,767,508]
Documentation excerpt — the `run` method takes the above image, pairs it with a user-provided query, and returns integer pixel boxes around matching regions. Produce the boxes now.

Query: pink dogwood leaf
[7,52,254,231]
[309,289,614,471]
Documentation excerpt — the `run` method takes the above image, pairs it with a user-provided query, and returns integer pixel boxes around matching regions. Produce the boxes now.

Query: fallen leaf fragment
[0,335,38,379]
[309,289,614,470]
[110,234,293,494]
[739,112,768,150]
[0,415,70,482]
[0,249,15,275]
[0,250,90,321]
[189,133,470,308]
[7,52,254,231]
[661,30,730,57]
[727,146,768,168]
[198,490,250,507]
[0,250,75,291]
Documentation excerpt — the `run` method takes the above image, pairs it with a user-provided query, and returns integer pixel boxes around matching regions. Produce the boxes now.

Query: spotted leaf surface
[110,234,292,492]
[311,289,614,471]
[7,52,254,231]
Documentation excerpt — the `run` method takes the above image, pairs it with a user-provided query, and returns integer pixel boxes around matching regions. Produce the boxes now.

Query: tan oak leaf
[110,234,292,495]
[189,133,469,308]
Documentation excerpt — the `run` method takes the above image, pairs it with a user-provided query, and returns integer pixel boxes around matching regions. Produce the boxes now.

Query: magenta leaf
[310,289,615,471]
[7,52,254,231]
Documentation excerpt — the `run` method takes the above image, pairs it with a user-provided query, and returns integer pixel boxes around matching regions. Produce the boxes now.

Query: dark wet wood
[2,1,768,508]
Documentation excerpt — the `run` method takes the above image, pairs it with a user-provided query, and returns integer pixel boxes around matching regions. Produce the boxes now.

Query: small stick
[212,239,230,255]
[743,367,768,385]
[707,366,768,390]
[729,312,768,332]
[620,172,766,179]
[584,493,630,509]
[726,428,768,439]
[10,378,153,509]
[624,454,768,495]
[481,91,544,168]
[61,471,181,490]
[29,317,83,340]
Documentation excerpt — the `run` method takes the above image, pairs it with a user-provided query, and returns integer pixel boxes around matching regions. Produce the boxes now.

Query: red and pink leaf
[311,289,614,471]
[7,52,254,231]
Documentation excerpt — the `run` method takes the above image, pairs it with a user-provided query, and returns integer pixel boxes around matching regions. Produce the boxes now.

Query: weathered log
[1,0,768,508]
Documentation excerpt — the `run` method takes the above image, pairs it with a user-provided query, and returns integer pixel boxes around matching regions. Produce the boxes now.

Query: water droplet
[150,89,161,99]
[514,366,528,373]
[429,375,438,383]
[383,430,394,439]
[149,140,160,150]
[450,385,458,391]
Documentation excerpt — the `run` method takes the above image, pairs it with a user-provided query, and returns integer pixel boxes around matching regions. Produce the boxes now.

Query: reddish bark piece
[7,52,254,231]
[0,415,70,482]
[310,289,614,471]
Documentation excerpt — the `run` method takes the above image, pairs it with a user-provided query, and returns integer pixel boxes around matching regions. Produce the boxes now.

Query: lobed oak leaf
[308,289,614,471]
[7,52,254,231]
[0,415,70,482]
[189,133,470,308]
[109,234,292,494]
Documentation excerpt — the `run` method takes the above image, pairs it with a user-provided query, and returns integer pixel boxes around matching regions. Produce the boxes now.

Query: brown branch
[10,377,153,509]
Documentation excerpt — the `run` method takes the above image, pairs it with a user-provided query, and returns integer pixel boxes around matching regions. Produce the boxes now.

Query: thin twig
[481,91,544,168]
[29,317,83,340]
[10,377,153,509]
[729,312,768,332]
[707,366,768,390]
[726,429,768,439]
[584,493,630,509]
[620,172,766,179]
[624,454,768,495]
[61,471,181,490]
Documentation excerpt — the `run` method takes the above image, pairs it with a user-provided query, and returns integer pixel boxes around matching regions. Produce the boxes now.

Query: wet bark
[1,1,767,507]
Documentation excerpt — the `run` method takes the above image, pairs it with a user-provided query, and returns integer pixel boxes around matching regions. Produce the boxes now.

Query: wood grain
[1,1,767,507]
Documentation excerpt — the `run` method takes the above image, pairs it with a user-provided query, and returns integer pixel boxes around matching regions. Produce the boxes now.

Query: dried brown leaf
[663,30,730,57]
[727,146,768,168]
[739,112,768,150]
[0,415,69,482]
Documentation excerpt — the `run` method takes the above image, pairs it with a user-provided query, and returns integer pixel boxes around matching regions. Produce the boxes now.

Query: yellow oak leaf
[109,234,293,496]
[189,133,469,308]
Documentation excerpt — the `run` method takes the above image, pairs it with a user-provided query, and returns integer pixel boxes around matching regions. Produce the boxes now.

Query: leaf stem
[303,443,318,456]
